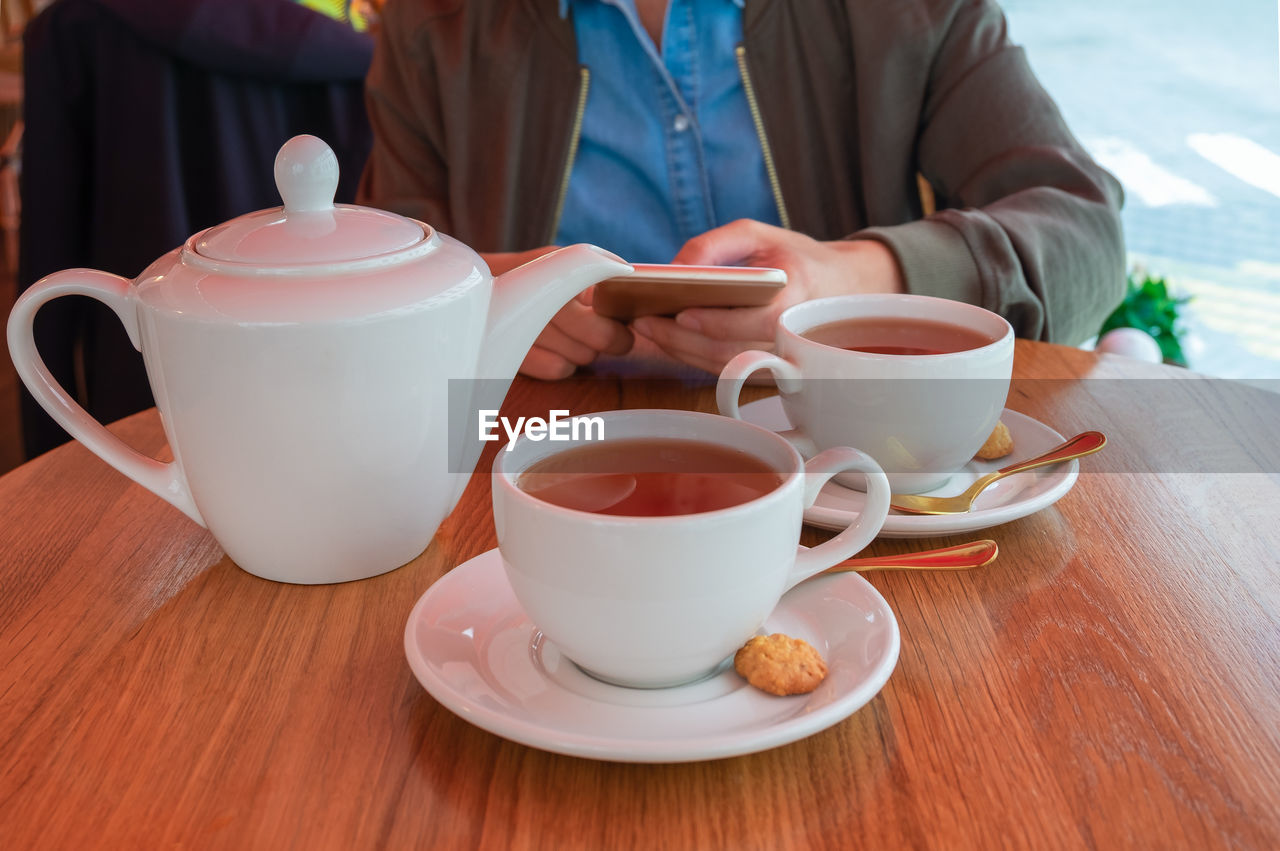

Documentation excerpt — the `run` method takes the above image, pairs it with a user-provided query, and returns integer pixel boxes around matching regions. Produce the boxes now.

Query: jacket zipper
[549,67,591,244]
[735,46,791,230]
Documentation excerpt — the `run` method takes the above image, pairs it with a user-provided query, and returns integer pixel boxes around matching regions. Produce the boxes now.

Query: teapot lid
[189,135,428,268]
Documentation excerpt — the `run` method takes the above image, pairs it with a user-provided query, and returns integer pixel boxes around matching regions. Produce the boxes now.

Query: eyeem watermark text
[479,409,605,450]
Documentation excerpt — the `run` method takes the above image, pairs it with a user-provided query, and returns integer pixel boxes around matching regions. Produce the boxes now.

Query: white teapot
[7,135,632,584]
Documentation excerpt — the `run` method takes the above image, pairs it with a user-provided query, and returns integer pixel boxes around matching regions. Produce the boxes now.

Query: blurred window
[1003,0,1280,381]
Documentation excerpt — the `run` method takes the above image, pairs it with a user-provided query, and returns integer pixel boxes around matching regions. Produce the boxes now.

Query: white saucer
[404,549,899,763]
[739,397,1080,539]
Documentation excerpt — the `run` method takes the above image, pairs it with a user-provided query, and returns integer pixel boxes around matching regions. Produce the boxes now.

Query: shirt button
[673,114,691,133]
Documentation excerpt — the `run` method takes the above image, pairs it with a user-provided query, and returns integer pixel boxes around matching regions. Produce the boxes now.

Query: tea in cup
[491,409,891,689]
[717,294,1014,494]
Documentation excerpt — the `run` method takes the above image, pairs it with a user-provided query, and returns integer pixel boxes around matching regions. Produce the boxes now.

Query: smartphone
[592,264,787,320]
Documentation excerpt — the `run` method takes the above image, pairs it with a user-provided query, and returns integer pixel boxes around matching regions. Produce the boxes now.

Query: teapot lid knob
[274,135,339,213]
[187,133,428,271]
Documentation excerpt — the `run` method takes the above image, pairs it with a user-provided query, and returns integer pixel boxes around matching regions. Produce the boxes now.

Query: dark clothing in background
[18,0,373,458]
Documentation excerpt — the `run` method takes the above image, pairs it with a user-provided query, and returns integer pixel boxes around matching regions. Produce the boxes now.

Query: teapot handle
[6,270,205,527]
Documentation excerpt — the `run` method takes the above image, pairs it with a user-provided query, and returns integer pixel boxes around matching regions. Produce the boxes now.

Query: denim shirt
[555,0,780,263]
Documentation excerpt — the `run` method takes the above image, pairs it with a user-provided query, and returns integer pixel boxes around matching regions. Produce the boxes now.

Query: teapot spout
[477,244,632,381]
[448,244,630,513]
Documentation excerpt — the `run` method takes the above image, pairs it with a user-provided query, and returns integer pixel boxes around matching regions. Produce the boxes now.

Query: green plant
[1099,270,1191,366]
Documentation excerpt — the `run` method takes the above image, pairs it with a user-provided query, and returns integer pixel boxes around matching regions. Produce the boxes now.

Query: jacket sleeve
[856,0,1126,345]
[356,0,454,231]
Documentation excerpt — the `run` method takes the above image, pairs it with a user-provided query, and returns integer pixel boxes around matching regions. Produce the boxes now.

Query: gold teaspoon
[820,539,998,574]
[889,431,1107,515]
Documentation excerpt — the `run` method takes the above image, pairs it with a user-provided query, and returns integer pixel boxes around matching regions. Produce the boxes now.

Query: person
[357,0,1125,380]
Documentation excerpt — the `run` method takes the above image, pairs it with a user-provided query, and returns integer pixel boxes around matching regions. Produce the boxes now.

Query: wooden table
[2,340,1277,849]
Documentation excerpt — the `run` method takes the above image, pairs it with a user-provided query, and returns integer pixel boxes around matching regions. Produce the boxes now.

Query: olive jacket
[358,0,1125,344]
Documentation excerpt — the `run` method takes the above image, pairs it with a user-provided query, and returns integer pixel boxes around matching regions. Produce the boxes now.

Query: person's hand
[482,248,635,380]
[519,288,635,379]
[630,219,905,374]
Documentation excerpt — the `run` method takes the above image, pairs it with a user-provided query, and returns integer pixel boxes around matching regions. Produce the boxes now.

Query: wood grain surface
[1,340,1277,850]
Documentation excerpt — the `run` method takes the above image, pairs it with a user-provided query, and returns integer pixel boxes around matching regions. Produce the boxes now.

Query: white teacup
[491,409,890,689]
[718,295,1014,494]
